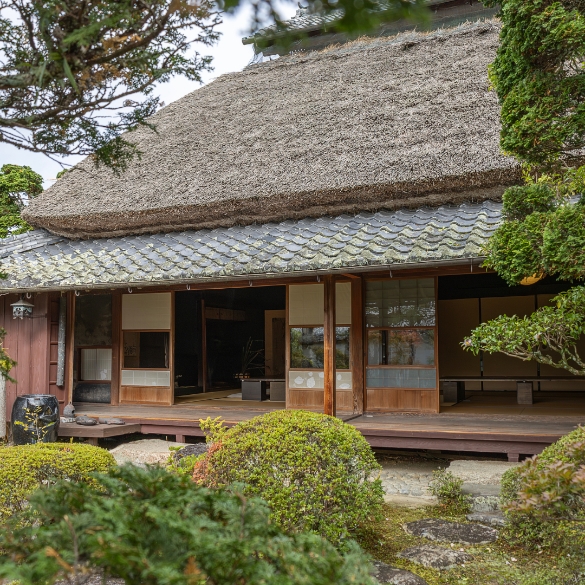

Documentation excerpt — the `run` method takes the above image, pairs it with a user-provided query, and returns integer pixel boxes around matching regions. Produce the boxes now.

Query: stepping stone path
[171,442,209,464]
[404,518,498,545]
[372,561,428,585]
[398,545,473,570]
[467,511,506,527]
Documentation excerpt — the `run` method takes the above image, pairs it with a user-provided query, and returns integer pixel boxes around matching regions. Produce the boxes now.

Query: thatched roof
[1,201,502,292]
[23,19,518,240]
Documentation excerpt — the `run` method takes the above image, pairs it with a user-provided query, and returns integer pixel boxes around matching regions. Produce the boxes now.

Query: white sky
[0,5,296,187]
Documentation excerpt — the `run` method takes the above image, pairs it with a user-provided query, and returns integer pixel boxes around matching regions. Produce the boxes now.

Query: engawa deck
[70,403,584,461]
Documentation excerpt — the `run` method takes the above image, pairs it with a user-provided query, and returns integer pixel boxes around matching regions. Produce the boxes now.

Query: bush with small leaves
[0,442,115,523]
[193,410,384,547]
[0,464,376,585]
[427,468,471,514]
[501,427,585,550]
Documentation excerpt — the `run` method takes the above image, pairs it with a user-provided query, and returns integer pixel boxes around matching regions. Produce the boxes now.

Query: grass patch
[355,503,583,585]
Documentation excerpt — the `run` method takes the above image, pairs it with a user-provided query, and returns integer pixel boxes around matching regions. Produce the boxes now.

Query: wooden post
[64,292,75,406]
[56,298,66,387]
[350,276,364,415]
[110,291,121,406]
[201,298,207,393]
[323,275,336,417]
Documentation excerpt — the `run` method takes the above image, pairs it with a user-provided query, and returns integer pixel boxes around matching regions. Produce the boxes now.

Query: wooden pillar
[110,291,121,405]
[351,276,364,415]
[64,292,75,405]
[323,275,336,417]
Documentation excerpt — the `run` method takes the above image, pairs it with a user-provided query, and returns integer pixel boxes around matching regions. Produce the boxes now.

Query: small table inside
[241,378,285,401]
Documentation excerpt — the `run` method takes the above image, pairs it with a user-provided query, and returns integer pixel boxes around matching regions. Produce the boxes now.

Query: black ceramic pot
[11,394,60,445]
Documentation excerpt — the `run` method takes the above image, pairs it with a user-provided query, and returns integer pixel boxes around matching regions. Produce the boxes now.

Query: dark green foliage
[0,1,221,170]
[0,464,376,585]
[0,164,43,238]
[501,184,557,221]
[194,410,384,547]
[0,442,115,523]
[427,468,471,514]
[488,0,585,167]
[500,427,585,551]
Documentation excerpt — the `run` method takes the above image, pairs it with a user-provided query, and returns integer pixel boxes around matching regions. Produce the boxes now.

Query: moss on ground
[355,503,583,585]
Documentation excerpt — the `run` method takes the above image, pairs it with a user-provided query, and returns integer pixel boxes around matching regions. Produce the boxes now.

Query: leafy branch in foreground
[464,287,585,376]
[0,0,221,171]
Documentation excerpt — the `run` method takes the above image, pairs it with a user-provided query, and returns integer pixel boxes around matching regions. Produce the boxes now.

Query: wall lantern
[11,295,34,319]
[519,273,543,286]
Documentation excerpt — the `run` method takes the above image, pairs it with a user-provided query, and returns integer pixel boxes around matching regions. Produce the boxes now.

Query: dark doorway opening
[174,286,286,402]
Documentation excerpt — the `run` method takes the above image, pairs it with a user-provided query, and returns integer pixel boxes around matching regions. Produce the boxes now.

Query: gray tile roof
[0,201,502,292]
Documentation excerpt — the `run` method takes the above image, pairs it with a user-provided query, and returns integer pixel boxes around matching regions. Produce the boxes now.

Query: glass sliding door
[365,278,438,412]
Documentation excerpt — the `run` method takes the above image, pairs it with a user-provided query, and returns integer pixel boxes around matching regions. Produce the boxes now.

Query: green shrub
[0,442,115,522]
[0,464,376,585]
[193,410,384,547]
[427,468,471,514]
[501,427,585,550]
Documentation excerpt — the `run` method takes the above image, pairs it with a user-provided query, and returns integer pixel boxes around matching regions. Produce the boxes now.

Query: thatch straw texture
[24,20,518,239]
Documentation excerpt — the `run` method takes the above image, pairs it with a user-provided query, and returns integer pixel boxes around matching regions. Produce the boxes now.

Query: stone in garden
[75,415,98,426]
[398,545,473,570]
[171,442,209,463]
[110,438,184,465]
[98,418,126,425]
[372,560,428,584]
[404,518,497,544]
[466,511,506,527]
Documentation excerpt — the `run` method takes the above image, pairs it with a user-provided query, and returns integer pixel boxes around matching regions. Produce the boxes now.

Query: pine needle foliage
[0,0,221,171]
[0,464,377,585]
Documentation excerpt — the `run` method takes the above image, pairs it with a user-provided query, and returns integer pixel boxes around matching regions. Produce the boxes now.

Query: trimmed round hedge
[193,410,383,546]
[0,442,116,522]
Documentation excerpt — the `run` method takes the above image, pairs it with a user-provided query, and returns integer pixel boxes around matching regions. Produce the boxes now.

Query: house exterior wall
[0,293,59,420]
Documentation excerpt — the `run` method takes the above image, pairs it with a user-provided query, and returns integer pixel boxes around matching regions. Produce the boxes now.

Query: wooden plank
[18,299,33,396]
[120,386,172,404]
[30,293,50,394]
[323,275,336,416]
[110,292,121,405]
[64,292,76,406]
[58,422,141,438]
[350,276,364,414]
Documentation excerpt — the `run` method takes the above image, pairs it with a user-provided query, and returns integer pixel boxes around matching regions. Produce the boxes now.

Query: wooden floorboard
[74,394,585,459]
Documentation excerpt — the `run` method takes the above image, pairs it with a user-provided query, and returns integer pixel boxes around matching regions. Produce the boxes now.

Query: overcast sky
[0,5,296,188]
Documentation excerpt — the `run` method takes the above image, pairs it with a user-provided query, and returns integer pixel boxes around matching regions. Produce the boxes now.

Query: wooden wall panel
[366,388,436,412]
[438,299,481,390]
[0,293,53,420]
[288,389,323,410]
[481,296,537,390]
[120,386,173,405]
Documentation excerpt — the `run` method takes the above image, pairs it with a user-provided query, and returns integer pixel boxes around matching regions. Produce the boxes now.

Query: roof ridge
[246,17,501,72]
